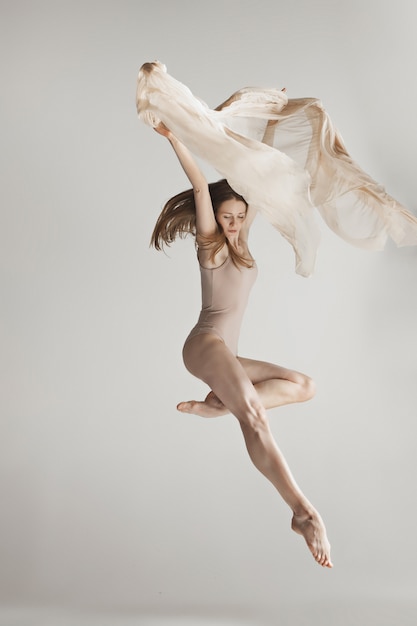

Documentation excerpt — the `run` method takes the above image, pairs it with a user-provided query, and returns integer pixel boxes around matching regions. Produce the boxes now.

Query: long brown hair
[150,179,252,267]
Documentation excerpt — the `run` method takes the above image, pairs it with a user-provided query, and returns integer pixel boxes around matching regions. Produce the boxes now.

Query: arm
[240,203,257,242]
[155,123,218,238]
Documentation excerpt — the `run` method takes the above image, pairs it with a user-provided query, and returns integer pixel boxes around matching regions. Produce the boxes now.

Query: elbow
[193,182,209,195]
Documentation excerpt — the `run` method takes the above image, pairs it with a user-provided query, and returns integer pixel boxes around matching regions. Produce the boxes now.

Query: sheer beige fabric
[137,61,417,276]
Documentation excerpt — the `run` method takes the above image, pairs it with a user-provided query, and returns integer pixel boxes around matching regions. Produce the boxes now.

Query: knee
[300,375,316,402]
[237,398,269,434]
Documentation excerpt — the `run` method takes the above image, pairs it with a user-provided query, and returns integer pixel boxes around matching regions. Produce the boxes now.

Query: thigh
[237,355,307,386]
[182,335,259,416]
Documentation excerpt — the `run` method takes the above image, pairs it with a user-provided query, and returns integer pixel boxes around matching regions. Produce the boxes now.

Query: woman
[151,121,333,568]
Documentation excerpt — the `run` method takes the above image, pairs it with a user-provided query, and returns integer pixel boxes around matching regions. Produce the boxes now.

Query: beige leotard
[184,255,258,356]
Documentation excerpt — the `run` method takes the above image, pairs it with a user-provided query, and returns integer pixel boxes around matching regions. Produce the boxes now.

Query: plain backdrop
[1,1,417,625]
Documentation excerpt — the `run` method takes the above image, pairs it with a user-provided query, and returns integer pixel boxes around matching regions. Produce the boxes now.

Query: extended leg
[182,335,332,568]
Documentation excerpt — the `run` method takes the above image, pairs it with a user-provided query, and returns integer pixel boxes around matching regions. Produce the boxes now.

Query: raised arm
[240,203,257,242]
[155,123,218,238]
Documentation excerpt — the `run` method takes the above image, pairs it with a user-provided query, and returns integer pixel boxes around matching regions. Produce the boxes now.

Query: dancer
[139,61,417,571]
[151,121,333,568]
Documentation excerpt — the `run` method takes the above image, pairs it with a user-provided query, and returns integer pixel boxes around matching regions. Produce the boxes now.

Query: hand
[154,122,173,139]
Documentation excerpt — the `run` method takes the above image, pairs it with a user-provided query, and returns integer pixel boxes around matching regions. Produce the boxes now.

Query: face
[216,199,247,239]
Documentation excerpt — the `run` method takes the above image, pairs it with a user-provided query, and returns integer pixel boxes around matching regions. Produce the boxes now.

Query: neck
[227,235,240,249]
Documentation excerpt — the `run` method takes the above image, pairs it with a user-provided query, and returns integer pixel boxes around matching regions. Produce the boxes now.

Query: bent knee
[300,376,316,401]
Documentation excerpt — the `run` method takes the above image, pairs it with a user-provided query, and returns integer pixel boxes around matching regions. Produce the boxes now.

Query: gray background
[1,1,417,625]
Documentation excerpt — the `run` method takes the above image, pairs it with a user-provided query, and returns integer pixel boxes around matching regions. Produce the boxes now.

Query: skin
[154,122,333,568]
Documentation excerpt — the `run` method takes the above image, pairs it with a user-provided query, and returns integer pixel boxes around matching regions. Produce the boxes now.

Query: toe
[177,401,192,412]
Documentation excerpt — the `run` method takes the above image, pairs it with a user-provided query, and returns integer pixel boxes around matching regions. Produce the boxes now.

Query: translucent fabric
[136,61,417,277]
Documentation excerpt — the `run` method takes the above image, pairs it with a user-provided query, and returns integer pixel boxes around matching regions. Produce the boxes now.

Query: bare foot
[291,509,333,568]
[177,391,229,418]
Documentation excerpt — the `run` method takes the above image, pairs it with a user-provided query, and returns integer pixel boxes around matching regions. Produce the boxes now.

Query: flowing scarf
[137,61,417,276]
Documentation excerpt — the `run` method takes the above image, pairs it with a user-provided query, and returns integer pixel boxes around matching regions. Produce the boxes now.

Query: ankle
[292,502,315,518]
